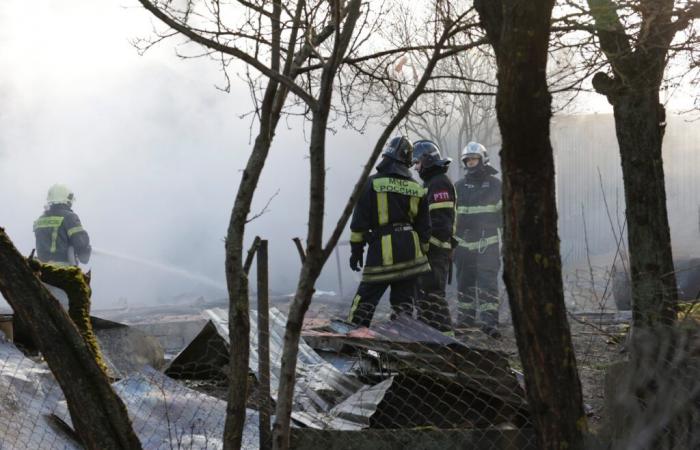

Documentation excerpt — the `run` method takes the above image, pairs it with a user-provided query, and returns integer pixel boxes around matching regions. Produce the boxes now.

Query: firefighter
[412,140,455,334]
[347,136,431,327]
[454,142,502,337]
[34,184,91,266]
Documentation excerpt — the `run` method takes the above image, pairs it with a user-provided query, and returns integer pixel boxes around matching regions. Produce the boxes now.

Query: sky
[0,0,379,309]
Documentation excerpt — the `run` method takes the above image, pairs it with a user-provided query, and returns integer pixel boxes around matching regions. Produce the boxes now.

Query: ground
[496,317,627,433]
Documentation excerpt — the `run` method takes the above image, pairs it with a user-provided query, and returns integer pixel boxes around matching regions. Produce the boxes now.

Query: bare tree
[555,0,700,328]
[474,1,588,449]
[138,2,484,449]
[402,46,498,169]
[272,3,484,448]
[137,1,358,447]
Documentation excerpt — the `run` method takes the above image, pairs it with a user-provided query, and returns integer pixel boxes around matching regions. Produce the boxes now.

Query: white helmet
[460,142,489,169]
[47,184,74,206]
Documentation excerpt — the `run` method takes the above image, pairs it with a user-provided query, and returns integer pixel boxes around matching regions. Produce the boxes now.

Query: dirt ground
[495,315,627,433]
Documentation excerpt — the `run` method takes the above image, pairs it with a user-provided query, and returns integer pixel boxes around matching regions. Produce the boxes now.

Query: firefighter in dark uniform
[412,140,455,334]
[34,184,91,266]
[19,184,92,349]
[347,136,431,327]
[454,142,502,337]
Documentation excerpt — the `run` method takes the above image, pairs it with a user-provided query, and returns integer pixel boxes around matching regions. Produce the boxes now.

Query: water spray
[91,247,227,291]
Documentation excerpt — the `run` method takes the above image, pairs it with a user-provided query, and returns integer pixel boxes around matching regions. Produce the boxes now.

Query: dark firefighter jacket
[454,165,502,252]
[350,169,431,283]
[420,166,457,250]
[34,204,91,265]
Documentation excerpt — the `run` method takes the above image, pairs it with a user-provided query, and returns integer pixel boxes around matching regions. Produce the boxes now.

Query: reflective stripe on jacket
[422,170,456,251]
[454,167,502,251]
[350,173,431,282]
[34,204,91,264]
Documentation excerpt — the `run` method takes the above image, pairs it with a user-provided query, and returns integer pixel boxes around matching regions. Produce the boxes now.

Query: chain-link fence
[1,257,700,449]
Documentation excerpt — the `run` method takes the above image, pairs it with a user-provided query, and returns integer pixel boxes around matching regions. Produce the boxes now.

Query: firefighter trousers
[348,277,416,328]
[454,243,500,328]
[416,247,453,333]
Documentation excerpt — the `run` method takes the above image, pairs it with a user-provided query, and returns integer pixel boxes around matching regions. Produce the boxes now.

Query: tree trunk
[271,2,364,445]
[223,6,339,445]
[585,0,679,332]
[272,98,331,450]
[30,261,109,375]
[613,91,677,327]
[223,81,279,450]
[474,1,587,449]
[271,260,323,450]
[0,229,142,450]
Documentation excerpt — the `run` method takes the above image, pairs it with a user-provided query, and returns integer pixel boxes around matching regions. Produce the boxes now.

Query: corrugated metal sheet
[0,336,250,449]
[167,307,377,430]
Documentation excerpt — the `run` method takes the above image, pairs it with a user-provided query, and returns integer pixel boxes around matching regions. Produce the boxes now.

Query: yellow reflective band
[34,216,65,253]
[362,260,430,283]
[363,255,429,274]
[442,330,456,338]
[455,234,500,251]
[412,231,422,259]
[429,201,454,211]
[429,236,452,249]
[348,294,362,322]
[452,207,457,236]
[458,302,476,310]
[381,234,393,266]
[33,216,64,230]
[409,196,419,220]
[67,226,84,237]
[457,200,502,215]
[377,192,389,225]
[350,231,365,243]
[373,177,425,197]
[51,227,59,252]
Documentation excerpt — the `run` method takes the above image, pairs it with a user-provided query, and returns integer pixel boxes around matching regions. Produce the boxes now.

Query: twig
[292,237,306,263]
[567,311,623,342]
[246,189,280,223]
[243,236,262,275]
[581,204,601,306]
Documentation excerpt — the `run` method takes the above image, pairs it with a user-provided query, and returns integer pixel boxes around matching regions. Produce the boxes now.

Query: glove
[350,252,364,272]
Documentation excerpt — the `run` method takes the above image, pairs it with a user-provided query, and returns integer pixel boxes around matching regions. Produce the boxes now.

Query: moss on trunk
[28,260,108,375]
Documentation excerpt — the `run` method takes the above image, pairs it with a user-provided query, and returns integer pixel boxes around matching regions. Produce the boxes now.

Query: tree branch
[138,0,319,109]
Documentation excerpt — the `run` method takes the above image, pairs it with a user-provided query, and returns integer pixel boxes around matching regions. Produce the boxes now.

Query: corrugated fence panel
[552,114,700,266]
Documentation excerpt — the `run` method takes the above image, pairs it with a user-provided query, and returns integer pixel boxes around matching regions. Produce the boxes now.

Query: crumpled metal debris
[0,336,255,449]
[306,315,530,428]
[53,366,261,449]
[166,307,386,430]
[0,339,81,449]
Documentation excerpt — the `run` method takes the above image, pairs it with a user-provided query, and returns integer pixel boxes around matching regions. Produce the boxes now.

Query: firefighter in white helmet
[453,142,502,337]
[33,184,91,266]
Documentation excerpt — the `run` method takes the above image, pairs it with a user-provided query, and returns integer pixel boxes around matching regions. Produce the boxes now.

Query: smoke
[0,0,376,309]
